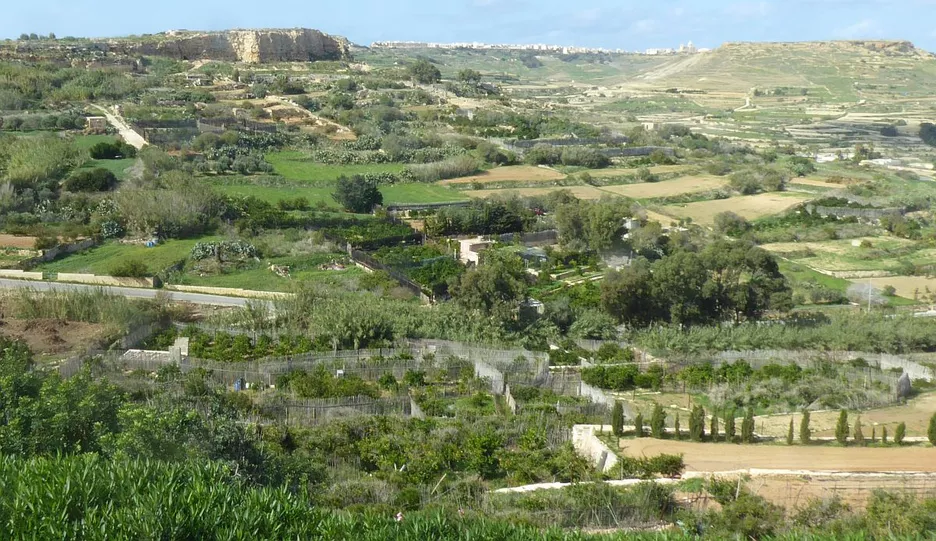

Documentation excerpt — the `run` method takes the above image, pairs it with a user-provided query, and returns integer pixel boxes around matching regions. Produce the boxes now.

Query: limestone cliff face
[131,28,349,63]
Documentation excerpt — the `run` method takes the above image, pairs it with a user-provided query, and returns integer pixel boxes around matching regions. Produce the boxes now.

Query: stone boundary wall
[0,269,43,280]
[56,273,157,288]
[165,284,290,299]
[19,238,97,269]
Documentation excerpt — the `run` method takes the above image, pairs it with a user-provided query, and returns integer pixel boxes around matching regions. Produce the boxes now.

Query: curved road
[0,279,256,307]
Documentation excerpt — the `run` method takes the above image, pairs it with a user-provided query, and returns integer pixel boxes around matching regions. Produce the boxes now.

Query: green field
[78,158,137,180]
[37,238,221,275]
[211,182,341,208]
[779,259,918,307]
[381,184,469,205]
[71,134,120,151]
[266,151,407,181]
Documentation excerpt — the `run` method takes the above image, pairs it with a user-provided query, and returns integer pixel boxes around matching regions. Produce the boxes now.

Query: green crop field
[381,184,470,205]
[37,237,221,275]
[266,151,407,181]
[211,182,341,209]
[71,134,120,151]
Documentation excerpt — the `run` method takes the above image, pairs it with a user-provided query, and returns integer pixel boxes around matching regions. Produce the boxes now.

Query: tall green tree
[724,409,736,443]
[611,402,624,437]
[450,251,529,323]
[650,403,666,439]
[408,59,441,84]
[854,417,865,447]
[895,422,906,445]
[673,413,681,440]
[710,414,719,443]
[882,426,888,445]
[332,174,382,213]
[634,412,644,438]
[835,409,849,445]
[928,413,936,446]
[799,410,811,445]
[689,405,705,442]
[741,408,755,444]
[786,417,794,446]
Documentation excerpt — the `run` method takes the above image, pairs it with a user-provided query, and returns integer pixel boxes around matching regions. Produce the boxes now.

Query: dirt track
[620,438,936,473]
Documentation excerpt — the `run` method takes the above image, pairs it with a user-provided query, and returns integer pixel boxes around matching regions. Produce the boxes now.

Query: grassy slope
[37,238,221,275]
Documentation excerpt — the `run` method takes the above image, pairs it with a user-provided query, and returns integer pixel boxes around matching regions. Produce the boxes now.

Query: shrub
[895,422,906,445]
[111,259,150,278]
[64,168,118,192]
[634,412,644,437]
[34,236,59,250]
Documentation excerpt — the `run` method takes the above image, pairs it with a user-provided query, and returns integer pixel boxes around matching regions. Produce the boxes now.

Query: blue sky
[4,0,935,51]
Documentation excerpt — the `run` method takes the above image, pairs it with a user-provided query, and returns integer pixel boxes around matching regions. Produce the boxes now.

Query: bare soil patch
[465,185,611,200]
[866,276,936,301]
[789,177,850,189]
[0,234,38,249]
[585,165,694,178]
[0,317,111,357]
[620,438,936,474]
[601,175,728,198]
[440,166,566,185]
[662,193,812,226]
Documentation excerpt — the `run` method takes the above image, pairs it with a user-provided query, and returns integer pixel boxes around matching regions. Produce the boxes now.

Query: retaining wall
[19,238,96,269]
[572,424,619,473]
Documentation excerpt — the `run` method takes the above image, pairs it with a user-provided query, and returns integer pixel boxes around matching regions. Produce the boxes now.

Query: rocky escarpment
[127,28,350,63]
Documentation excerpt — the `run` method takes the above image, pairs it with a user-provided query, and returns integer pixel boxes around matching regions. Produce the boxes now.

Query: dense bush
[110,259,150,278]
[277,366,380,399]
[406,155,481,182]
[89,140,137,160]
[333,174,383,213]
[64,167,118,192]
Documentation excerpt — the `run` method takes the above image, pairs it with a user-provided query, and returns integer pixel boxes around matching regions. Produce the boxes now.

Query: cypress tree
[650,403,666,439]
[689,406,703,442]
[786,417,794,445]
[871,426,876,444]
[724,409,736,443]
[835,410,849,445]
[634,412,644,438]
[882,426,888,445]
[710,413,719,443]
[928,413,936,446]
[611,402,624,436]
[741,408,755,444]
[799,409,811,445]
[895,422,906,445]
[853,417,865,447]
[673,413,681,440]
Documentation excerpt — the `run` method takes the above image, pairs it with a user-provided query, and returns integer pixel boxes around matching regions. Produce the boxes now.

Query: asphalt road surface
[0,279,254,307]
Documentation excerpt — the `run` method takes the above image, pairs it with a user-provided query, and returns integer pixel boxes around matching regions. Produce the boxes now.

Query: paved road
[90,104,148,149]
[0,279,254,307]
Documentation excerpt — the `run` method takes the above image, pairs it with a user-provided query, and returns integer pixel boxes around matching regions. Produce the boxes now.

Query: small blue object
[234,378,244,391]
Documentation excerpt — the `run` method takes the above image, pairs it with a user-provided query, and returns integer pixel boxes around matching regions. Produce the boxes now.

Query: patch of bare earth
[0,317,111,357]
[440,165,566,185]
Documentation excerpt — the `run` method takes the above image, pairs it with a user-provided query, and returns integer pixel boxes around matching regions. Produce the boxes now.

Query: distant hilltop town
[370,41,710,56]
